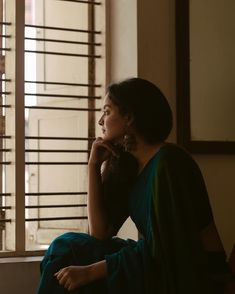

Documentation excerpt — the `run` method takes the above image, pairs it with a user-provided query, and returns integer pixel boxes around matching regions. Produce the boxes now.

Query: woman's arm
[88,161,114,239]
[87,138,120,240]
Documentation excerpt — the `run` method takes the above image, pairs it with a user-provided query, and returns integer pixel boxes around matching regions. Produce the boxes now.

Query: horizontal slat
[26,216,87,221]
[25,93,101,99]
[25,49,101,58]
[25,136,94,141]
[25,204,86,209]
[0,136,11,139]
[0,22,12,26]
[0,149,11,152]
[25,161,88,165]
[0,104,11,108]
[26,192,87,196]
[25,36,101,46]
[0,34,11,38]
[57,0,101,5]
[0,91,12,95]
[0,193,12,196]
[0,48,11,51]
[25,24,101,34]
[25,105,101,111]
[25,80,101,87]
[0,161,11,165]
[0,219,11,223]
[25,149,89,153]
[0,78,11,82]
[0,206,11,209]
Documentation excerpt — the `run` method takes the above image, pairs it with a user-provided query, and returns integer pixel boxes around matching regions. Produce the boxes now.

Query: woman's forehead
[103,95,113,107]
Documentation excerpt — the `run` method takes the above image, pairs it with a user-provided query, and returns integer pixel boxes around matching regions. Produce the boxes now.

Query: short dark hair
[107,78,173,144]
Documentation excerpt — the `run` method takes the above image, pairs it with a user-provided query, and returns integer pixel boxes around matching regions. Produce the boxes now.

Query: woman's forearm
[87,162,113,239]
[88,260,107,282]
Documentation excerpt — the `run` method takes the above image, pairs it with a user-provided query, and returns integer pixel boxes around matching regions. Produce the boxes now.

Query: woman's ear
[125,113,134,127]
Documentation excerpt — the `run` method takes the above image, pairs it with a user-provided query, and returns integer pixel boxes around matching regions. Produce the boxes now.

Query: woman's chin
[101,134,111,141]
[102,134,120,143]
[101,133,108,140]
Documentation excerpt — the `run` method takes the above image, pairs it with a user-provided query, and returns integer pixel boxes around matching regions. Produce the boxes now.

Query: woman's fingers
[54,268,65,280]
[54,266,80,291]
[64,278,71,290]
[98,142,119,157]
[54,265,92,291]
[55,267,68,286]
[89,138,120,166]
[67,283,75,291]
[94,137,120,157]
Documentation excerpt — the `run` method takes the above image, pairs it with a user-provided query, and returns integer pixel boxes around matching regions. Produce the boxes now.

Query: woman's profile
[37,78,233,294]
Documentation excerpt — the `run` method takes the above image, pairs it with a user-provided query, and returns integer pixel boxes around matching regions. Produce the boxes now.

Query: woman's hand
[89,137,119,167]
[55,265,91,291]
[54,261,107,291]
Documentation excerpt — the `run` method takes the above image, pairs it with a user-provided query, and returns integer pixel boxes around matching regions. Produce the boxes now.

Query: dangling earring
[123,133,136,152]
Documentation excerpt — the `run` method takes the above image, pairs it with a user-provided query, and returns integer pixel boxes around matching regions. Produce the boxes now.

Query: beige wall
[108,0,138,82]
[190,0,235,141]
[0,258,40,294]
[194,155,235,255]
[137,0,176,143]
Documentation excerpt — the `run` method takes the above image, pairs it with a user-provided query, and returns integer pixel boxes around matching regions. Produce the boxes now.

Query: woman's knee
[49,232,98,251]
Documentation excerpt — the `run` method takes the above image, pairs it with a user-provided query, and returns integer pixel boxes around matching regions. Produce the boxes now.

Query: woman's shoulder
[154,143,207,195]
[157,142,198,170]
[160,142,192,158]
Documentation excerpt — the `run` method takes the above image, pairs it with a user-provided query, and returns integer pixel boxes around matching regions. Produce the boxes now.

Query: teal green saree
[38,144,230,293]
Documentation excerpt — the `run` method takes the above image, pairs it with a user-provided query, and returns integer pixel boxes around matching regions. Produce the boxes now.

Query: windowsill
[0,256,43,264]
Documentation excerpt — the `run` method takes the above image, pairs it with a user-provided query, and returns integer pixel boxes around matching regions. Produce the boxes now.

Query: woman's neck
[130,140,164,174]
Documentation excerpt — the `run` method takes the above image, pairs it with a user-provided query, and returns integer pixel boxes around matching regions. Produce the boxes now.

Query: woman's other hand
[55,265,91,291]
[88,137,119,167]
[54,261,107,291]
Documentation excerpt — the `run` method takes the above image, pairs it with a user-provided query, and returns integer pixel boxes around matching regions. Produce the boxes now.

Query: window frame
[0,0,107,258]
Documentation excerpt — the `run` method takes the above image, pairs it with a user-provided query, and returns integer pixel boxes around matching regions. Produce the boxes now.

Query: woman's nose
[98,114,104,126]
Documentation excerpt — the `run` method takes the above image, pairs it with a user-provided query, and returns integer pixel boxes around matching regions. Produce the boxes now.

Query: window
[0,0,106,256]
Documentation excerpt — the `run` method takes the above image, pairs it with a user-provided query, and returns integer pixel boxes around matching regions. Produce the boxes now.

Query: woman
[38,78,231,293]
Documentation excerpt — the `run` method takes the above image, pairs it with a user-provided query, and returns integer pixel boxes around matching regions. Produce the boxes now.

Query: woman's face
[98,95,128,142]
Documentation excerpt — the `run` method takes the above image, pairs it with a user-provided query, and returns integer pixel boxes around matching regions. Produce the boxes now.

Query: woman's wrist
[88,260,107,282]
[88,159,102,170]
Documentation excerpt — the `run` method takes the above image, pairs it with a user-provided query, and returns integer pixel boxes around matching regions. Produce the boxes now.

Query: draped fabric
[38,144,230,294]
[105,144,215,293]
[37,233,132,294]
